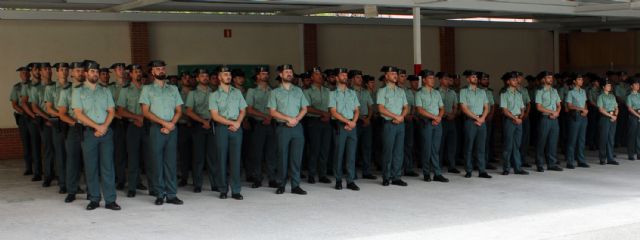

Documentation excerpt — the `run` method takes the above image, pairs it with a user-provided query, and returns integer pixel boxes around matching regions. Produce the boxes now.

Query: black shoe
[268,181,279,188]
[629,156,636,161]
[479,172,492,178]
[501,171,509,175]
[464,172,472,178]
[362,174,377,180]
[319,177,332,184]
[127,191,136,198]
[486,164,497,170]
[346,182,360,191]
[578,163,590,168]
[566,164,575,169]
[86,194,91,200]
[515,170,530,175]
[251,181,262,189]
[382,179,390,186]
[64,194,76,203]
[136,183,148,191]
[522,163,532,168]
[105,202,121,211]
[166,197,184,205]
[404,171,419,177]
[23,170,33,176]
[31,175,42,182]
[548,166,563,171]
[607,161,620,165]
[423,175,432,182]
[391,179,408,186]
[433,175,449,182]
[219,193,228,199]
[291,186,307,195]
[335,181,343,190]
[276,187,285,194]
[307,177,316,184]
[42,178,52,187]
[58,187,67,194]
[155,197,164,205]
[194,187,202,193]
[86,201,99,210]
[232,193,243,200]
[211,187,219,192]
[448,168,461,174]
[178,179,188,187]
[116,182,125,190]
[536,167,544,172]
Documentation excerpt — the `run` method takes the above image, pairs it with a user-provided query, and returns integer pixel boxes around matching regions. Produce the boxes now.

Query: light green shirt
[565,87,587,109]
[245,85,272,120]
[57,84,79,119]
[116,83,143,115]
[415,87,443,116]
[185,85,212,120]
[44,82,67,109]
[437,87,457,114]
[353,86,373,117]
[459,86,488,115]
[588,86,601,104]
[304,85,330,117]
[139,82,183,122]
[376,84,408,120]
[535,86,561,112]
[110,80,128,103]
[614,83,630,102]
[518,86,531,104]
[328,87,360,120]
[626,92,640,110]
[9,82,23,103]
[597,93,618,112]
[267,85,309,122]
[483,88,495,105]
[19,81,32,98]
[208,86,247,120]
[28,82,48,111]
[500,88,525,116]
[71,84,115,125]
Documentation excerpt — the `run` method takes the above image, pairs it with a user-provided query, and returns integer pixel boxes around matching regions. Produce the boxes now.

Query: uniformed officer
[436,72,460,174]
[184,68,213,193]
[565,74,591,169]
[377,66,410,186]
[459,70,492,178]
[30,62,55,186]
[71,61,120,211]
[586,75,602,150]
[626,77,640,160]
[514,71,532,168]
[117,64,149,198]
[328,68,361,191]
[44,62,70,193]
[597,79,620,165]
[109,63,130,191]
[267,64,309,195]
[246,66,278,188]
[535,71,564,172]
[303,66,332,184]
[209,66,247,200]
[139,60,184,205]
[177,71,194,187]
[415,70,449,182]
[613,71,629,148]
[478,72,497,169]
[58,62,86,203]
[11,66,33,176]
[350,70,376,180]
[499,72,529,175]
[398,69,418,177]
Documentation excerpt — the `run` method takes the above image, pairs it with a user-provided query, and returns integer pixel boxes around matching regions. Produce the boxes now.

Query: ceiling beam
[574,0,640,12]
[102,0,170,12]
[277,5,363,16]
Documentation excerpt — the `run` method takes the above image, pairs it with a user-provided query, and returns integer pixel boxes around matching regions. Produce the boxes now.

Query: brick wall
[439,27,455,73]
[130,22,150,70]
[0,128,24,160]
[303,24,318,71]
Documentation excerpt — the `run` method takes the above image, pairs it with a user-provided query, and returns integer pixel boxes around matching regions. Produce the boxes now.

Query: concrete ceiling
[1,0,639,30]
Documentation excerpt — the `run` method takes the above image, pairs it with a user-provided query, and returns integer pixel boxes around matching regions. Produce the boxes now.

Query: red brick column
[303,24,318,71]
[0,128,24,160]
[130,22,150,70]
[439,27,455,73]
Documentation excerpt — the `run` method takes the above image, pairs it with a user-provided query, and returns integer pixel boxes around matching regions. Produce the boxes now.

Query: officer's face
[197,73,209,85]
[86,69,99,84]
[130,69,142,82]
[410,80,419,89]
[328,75,337,84]
[151,66,167,80]
[19,71,30,81]
[71,68,83,81]
[632,83,640,92]
[57,68,68,83]
[575,77,584,88]
[218,72,232,85]
[114,67,125,79]
[423,76,434,88]
[508,78,518,88]
[280,69,294,83]
[480,77,489,87]
[41,67,52,80]
[311,72,323,85]
[337,72,348,84]
[385,72,398,83]
[210,75,219,86]
[99,72,110,84]
[303,78,311,87]
[366,80,376,90]
[544,75,554,85]
[517,76,524,85]
[352,75,363,86]
[604,83,612,93]
[467,75,478,85]
[31,68,41,79]
[234,76,245,86]
[256,72,269,83]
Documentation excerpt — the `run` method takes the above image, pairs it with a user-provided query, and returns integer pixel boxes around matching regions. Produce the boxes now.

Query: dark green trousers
[305,117,331,179]
[420,120,443,176]
[333,122,357,183]
[65,125,83,195]
[536,116,559,168]
[149,124,178,198]
[248,121,277,182]
[82,127,116,204]
[276,124,305,188]
[463,119,487,174]
[502,119,523,172]
[566,113,587,166]
[382,120,405,181]
[599,116,617,162]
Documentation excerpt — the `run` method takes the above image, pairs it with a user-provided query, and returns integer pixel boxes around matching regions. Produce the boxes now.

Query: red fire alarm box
[224,29,232,38]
